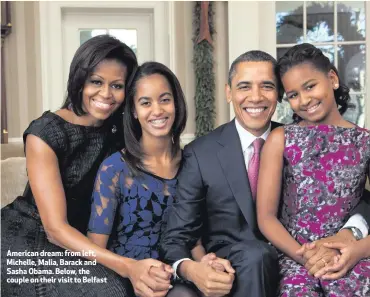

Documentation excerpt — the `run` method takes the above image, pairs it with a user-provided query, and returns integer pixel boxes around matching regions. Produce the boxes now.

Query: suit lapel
[216,120,256,229]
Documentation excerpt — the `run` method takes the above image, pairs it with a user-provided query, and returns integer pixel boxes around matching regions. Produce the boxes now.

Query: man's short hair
[228,50,277,86]
[228,50,283,102]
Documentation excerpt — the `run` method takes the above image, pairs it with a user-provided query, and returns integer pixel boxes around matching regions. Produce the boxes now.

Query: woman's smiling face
[82,59,127,126]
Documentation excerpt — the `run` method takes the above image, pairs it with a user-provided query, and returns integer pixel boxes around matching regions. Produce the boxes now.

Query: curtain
[1,1,11,144]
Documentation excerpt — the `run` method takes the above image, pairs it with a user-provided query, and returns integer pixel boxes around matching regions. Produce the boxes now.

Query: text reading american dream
[6,250,107,284]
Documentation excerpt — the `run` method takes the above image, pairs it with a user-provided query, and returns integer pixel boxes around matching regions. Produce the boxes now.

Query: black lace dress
[1,111,134,297]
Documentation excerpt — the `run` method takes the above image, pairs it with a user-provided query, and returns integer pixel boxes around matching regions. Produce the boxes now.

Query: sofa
[1,142,370,208]
[1,143,28,207]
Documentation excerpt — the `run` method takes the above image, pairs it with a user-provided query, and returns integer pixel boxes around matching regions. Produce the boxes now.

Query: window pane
[337,1,365,41]
[108,29,137,54]
[276,100,295,124]
[343,94,365,126]
[275,94,365,126]
[79,29,137,55]
[278,46,334,63]
[338,44,365,92]
[306,1,335,43]
[317,45,335,63]
[276,1,304,44]
[80,29,108,45]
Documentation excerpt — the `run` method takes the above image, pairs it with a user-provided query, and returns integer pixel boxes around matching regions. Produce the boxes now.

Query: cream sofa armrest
[1,157,28,207]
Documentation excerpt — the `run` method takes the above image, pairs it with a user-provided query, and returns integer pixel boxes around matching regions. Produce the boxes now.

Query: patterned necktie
[248,138,265,201]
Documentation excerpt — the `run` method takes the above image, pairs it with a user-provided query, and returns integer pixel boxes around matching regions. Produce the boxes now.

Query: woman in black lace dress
[1,35,172,297]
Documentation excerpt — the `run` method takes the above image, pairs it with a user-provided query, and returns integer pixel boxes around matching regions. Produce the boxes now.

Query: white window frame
[227,1,370,129]
[275,1,369,127]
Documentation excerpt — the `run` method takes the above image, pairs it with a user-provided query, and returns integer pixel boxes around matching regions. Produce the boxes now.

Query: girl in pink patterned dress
[257,43,370,297]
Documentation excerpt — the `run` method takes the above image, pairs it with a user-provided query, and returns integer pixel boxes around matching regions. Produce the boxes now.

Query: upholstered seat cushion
[1,142,25,160]
[1,157,27,207]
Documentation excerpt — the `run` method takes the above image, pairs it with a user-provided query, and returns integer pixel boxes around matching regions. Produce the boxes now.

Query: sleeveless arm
[257,126,304,264]
[24,117,142,279]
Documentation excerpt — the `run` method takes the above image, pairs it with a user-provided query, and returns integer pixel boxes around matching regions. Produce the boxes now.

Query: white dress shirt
[234,118,271,168]
[172,120,368,279]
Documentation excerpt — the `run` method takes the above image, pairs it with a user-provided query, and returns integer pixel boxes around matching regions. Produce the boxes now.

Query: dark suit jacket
[159,120,370,265]
[160,120,281,264]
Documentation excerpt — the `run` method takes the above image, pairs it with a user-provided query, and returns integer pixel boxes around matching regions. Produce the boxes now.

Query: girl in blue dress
[88,62,207,297]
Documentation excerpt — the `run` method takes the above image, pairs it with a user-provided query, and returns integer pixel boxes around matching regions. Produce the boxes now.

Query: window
[79,29,137,54]
[275,1,366,126]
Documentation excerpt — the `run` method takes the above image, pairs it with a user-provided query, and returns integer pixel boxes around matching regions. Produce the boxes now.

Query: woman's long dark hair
[123,62,187,176]
[62,35,138,149]
[276,43,352,122]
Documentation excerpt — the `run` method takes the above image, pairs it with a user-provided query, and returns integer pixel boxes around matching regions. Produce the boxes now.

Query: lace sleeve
[88,159,121,235]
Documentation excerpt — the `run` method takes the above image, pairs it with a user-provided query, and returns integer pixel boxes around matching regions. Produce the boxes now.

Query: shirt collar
[235,119,271,153]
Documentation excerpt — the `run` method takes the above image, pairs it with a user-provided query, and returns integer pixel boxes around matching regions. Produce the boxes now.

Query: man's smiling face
[226,61,278,136]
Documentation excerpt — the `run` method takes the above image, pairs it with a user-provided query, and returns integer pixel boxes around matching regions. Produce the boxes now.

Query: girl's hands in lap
[296,242,340,276]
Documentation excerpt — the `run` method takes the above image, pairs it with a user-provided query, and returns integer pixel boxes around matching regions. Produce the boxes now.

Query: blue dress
[88,151,177,260]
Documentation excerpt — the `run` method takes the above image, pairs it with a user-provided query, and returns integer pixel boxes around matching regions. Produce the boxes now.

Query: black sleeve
[351,152,370,227]
[159,144,206,265]
[350,188,370,227]
[23,112,67,157]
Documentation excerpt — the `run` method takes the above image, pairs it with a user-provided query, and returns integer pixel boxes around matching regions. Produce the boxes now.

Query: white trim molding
[167,1,176,75]
[8,138,23,143]
[180,133,195,146]
[227,2,276,121]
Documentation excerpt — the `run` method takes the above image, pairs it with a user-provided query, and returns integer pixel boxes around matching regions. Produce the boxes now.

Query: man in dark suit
[160,51,370,297]
[161,51,281,297]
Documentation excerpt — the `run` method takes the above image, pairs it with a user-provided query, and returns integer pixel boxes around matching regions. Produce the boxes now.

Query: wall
[173,1,195,138]
[227,1,276,120]
[213,1,229,127]
[4,1,42,140]
[9,2,369,140]
[173,1,229,141]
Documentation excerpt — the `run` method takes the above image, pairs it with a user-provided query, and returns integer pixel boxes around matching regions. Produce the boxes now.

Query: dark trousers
[217,240,279,297]
[166,283,201,297]
[170,240,279,297]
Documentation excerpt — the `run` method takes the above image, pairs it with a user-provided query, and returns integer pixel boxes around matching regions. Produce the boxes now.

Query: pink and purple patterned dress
[279,124,370,297]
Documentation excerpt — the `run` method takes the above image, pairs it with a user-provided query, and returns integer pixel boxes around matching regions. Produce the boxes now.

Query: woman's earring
[334,83,339,90]
[112,125,117,134]
[171,135,174,144]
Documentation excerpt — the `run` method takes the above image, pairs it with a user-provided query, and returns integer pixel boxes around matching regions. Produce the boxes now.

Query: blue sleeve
[88,154,122,235]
